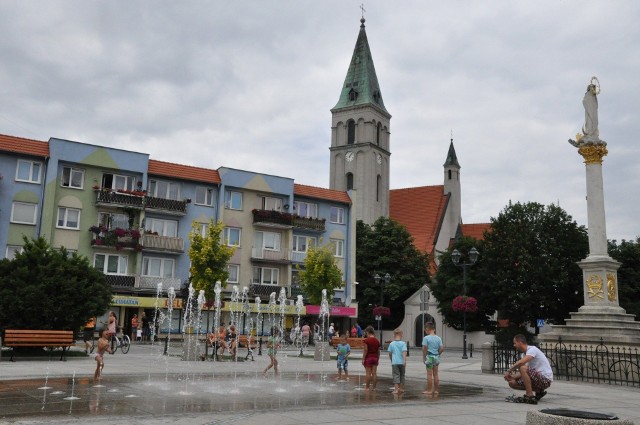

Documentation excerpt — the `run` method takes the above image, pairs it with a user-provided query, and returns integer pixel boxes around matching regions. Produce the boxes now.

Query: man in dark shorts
[504,334,553,404]
[83,317,96,354]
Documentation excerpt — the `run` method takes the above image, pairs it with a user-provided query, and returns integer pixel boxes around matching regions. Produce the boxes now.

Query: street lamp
[374,273,391,344]
[451,247,479,359]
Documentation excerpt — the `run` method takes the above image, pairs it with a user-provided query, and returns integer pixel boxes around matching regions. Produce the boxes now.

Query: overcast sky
[1,1,638,242]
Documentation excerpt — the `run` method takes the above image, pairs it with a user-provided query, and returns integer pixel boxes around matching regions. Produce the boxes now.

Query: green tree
[608,237,640,319]
[482,202,588,327]
[0,237,111,331]
[432,236,492,331]
[188,219,235,301]
[356,217,430,329]
[299,243,343,305]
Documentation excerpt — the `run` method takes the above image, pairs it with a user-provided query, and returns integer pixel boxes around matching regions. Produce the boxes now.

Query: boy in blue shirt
[421,322,444,395]
[388,328,407,394]
[336,334,351,381]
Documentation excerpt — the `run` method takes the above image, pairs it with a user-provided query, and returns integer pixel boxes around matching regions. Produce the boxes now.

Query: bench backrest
[4,330,75,347]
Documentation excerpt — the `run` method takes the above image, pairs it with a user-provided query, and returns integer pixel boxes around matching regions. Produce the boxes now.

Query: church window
[347,120,355,145]
[348,89,358,101]
[376,122,382,146]
[376,175,381,201]
[448,170,452,180]
[346,173,354,191]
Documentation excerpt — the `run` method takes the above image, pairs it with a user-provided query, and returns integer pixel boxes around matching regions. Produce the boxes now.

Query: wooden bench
[3,329,75,361]
[331,337,366,349]
[206,334,257,361]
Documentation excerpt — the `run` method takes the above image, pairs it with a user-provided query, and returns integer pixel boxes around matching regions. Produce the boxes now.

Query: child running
[422,322,444,395]
[336,333,351,381]
[263,327,280,377]
[388,328,407,394]
[94,329,113,382]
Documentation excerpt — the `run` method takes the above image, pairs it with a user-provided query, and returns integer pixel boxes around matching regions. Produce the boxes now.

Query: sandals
[535,390,547,401]
[505,394,538,404]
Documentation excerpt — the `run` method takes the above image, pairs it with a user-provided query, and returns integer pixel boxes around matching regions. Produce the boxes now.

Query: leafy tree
[188,219,236,301]
[608,237,640,319]
[0,237,111,331]
[356,217,430,329]
[299,243,343,305]
[482,202,588,327]
[432,237,493,331]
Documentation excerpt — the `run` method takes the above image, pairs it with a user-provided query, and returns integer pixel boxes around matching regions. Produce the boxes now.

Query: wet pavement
[1,343,638,424]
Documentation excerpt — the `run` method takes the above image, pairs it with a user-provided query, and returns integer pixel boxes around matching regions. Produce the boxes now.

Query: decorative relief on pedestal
[607,273,617,301]
[586,274,604,300]
[578,144,608,164]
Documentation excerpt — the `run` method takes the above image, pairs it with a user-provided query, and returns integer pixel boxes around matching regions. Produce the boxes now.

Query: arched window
[346,173,354,190]
[347,120,355,145]
[376,175,381,201]
[348,89,358,102]
[448,169,452,180]
[376,122,382,146]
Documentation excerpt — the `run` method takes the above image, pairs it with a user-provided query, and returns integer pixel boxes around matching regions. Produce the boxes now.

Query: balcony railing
[252,209,293,228]
[251,247,291,263]
[145,196,188,215]
[142,234,184,253]
[289,284,306,299]
[248,283,284,299]
[291,251,307,263]
[293,216,326,232]
[136,276,182,292]
[90,226,142,251]
[104,274,136,289]
[95,189,144,208]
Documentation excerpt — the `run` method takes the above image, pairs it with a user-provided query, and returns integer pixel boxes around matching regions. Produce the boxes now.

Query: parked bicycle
[111,333,131,354]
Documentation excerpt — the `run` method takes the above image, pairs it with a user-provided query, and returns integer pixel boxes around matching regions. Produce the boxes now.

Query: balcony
[90,226,142,251]
[141,234,184,253]
[289,284,306,299]
[145,196,189,216]
[293,216,326,232]
[251,247,291,263]
[104,274,136,290]
[95,189,144,209]
[252,209,293,229]
[290,251,307,263]
[248,283,284,299]
[135,276,182,292]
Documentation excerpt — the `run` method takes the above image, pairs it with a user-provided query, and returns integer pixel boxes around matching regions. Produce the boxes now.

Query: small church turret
[443,138,462,236]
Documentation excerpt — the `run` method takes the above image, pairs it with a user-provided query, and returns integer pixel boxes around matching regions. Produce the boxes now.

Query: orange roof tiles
[461,223,491,241]
[0,134,49,157]
[294,183,351,204]
[148,159,221,184]
[390,185,448,255]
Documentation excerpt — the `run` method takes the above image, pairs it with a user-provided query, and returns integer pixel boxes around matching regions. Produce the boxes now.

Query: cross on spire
[360,3,366,19]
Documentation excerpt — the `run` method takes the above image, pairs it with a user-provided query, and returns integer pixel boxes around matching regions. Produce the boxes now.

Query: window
[61,167,84,189]
[11,202,37,224]
[330,207,345,224]
[255,231,281,251]
[98,212,129,230]
[291,269,301,285]
[293,235,316,252]
[196,222,209,237]
[346,173,354,190]
[294,201,317,218]
[253,266,279,285]
[225,190,242,210]
[94,253,128,275]
[149,179,180,200]
[348,89,358,101]
[228,264,239,283]
[376,122,382,146]
[5,245,23,260]
[224,227,241,247]
[147,218,178,237]
[376,175,381,202]
[16,160,42,183]
[330,239,344,258]
[102,173,136,191]
[347,120,356,144]
[142,257,174,278]
[259,196,282,211]
[195,186,214,206]
[57,207,80,229]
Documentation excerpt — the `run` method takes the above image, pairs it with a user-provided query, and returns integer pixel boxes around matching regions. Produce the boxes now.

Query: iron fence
[493,338,640,387]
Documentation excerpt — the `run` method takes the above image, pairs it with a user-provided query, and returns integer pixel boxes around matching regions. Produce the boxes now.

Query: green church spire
[332,18,388,114]
[444,140,460,168]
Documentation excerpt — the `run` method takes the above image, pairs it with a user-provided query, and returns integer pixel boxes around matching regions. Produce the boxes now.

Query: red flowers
[452,296,478,313]
[372,306,391,317]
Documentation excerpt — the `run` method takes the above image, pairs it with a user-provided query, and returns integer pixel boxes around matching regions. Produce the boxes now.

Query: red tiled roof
[294,183,351,204]
[389,185,448,254]
[461,223,491,241]
[148,159,221,184]
[0,134,49,157]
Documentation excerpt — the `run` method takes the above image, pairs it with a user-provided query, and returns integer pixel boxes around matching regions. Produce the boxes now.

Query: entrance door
[414,313,435,347]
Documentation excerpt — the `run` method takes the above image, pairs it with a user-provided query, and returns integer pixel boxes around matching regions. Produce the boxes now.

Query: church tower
[443,139,462,237]
[329,17,391,225]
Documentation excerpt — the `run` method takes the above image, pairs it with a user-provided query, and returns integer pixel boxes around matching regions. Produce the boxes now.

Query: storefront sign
[305,305,357,317]
[220,301,303,315]
[112,295,182,309]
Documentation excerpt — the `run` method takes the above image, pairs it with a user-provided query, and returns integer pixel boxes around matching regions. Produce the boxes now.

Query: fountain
[314,289,331,361]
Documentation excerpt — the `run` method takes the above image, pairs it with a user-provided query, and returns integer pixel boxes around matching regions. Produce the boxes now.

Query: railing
[291,251,307,263]
[252,209,293,227]
[251,247,292,262]
[145,196,188,215]
[293,216,326,232]
[95,190,144,208]
[104,274,136,289]
[136,276,182,291]
[492,338,640,387]
[248,283,282,298]
[142,234,184,252]
[289,285,305,299]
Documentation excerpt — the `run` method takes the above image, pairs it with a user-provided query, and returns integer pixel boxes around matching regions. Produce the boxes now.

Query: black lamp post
[374,273,391,344]
[451,247,479,359]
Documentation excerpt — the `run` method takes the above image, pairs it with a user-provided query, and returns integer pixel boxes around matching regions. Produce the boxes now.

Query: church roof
[389,185,448,254]
[294,183,351,204]
[332,18,388,114]
[460,223,492,240]
[0,134,49,157]
[443,141,460,168]
[148,159,221,184]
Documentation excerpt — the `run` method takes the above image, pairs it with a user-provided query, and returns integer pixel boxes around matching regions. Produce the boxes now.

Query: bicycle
[111,333,131,354]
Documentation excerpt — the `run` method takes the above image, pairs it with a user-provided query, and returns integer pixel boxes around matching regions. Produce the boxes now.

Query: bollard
[258,337,263,356]
[406,341,410,357]
[163,335,169,356]
[469,343,473,358]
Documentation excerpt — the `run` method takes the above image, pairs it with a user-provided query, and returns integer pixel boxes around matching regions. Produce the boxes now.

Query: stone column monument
[540,77,640,346]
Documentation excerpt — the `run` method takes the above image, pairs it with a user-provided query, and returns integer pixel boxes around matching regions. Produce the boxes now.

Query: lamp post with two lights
[451,247,479,359]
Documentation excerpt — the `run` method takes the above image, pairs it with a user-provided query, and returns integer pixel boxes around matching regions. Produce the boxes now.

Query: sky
[1,1,638,242]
